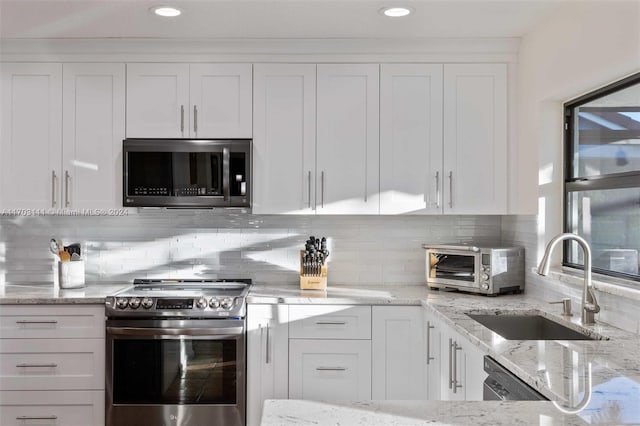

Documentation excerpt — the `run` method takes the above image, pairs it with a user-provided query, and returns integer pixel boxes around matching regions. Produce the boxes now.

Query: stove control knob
[141,298,154,309]
[196,298,208,309]
[116,298,129,309]
[128,298,141,309]
[221,297,235,310]
[209,298,220,309]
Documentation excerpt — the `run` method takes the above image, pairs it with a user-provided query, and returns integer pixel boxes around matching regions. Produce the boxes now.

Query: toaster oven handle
[421,244,480,253]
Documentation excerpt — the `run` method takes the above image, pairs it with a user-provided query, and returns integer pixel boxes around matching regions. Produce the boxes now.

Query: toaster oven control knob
[128,298,141,309]
[209,298,220,309]
[482,273,490,281]
[141,298,154,309]
[481,283,490,290]
[196,298,208,309]
[221,297,234,310]
[116,298,129,309]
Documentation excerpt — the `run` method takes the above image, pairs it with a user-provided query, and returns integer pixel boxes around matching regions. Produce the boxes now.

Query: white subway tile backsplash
[0,212,501,286]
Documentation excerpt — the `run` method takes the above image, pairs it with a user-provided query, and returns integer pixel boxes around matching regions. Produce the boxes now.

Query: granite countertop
[261,400,594,425]
[0,282,131,304]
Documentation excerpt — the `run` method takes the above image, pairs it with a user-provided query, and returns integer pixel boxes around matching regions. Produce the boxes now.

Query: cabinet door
[380,64,444,214]
[454,328,487,401]
[1,63,62,209]
[443,64,507,214]
[62,63,125,209]
[289,339,371,400]
[372,306,427,399]
[316,64,379,214]
[246,305,289,426]
[126,63,189,138]
[190,64,252,138]
[0,390,104,426]
[424,310,442,400]
[253,64,316,214]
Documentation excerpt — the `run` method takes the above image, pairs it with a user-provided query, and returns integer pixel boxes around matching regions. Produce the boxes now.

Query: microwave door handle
[223,147,230,202]
[422,244,481,253]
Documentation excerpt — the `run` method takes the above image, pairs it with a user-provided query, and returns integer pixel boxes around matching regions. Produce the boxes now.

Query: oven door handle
[107,326,244,337]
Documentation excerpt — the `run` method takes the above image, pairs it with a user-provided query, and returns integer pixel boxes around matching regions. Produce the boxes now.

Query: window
[564,73,640,284]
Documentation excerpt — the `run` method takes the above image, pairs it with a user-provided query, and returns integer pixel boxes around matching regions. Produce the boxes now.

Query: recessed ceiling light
[151,6,182,17]
[380,7,412,17]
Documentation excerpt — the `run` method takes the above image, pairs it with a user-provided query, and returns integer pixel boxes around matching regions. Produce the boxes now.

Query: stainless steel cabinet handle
[16,320,58,324]
[452,341,463,393]
[265,322,271,365]
[16,363,58,368]
[194,105,198,134]
[307,171,312,209]
[315,321,346,325]
[435,171,440,208]
[448,338,453,389]
[180,105,185,134]
[64,170,70,207]
[320,171,325,208]
[448,171,453,208]
[51,171,57,208]
[316,367,346,371]
[16,416,58,420]
[426,322,435,364]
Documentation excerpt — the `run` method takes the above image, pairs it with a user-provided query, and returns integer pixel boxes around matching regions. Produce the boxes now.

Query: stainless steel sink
[466,312,609,341]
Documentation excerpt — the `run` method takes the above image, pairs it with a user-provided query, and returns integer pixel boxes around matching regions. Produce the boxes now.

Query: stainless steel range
[105,278,252,426]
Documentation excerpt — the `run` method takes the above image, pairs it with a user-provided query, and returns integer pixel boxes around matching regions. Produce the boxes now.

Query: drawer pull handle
[16,320,58,324]
[316,367,346,371]
[315,321,346,325]
[16,415,58,420]
[16,363,58,368]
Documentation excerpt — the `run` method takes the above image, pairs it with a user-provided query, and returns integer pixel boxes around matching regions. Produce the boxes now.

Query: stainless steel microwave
[123,139,251,208]
[422,244,524,295]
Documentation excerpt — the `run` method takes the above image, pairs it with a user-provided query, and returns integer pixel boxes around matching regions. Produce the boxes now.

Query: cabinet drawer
[0,390,104,426]
[0,305,104,339]
[289,305,371,339]
[289,339,371,400]
[0,339,104,390]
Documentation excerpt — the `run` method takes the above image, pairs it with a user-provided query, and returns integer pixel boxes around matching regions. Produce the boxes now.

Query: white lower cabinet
[371,306,427,400]
[246,304,289,426]
[0,390,104,426]
[438,317,487,401]
[289,339,371,400]
[0,305,105,426]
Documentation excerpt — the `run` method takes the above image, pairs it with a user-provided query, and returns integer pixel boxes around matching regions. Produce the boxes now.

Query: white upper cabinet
[126,63,252,138]
[252,64,316,214]
[1,63,124,210]
[1,63,62,209]
[62,63,125,209]
[443,64,508,214]
[316,64,380,214]
[190,64,252,138]
[380,64,444,215]
[126,63,189,138]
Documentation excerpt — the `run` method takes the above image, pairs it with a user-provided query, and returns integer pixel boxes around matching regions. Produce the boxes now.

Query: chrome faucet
[537,233,600,325]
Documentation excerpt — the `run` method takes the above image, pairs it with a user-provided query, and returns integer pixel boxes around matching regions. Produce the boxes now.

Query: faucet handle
[549,298,573,316]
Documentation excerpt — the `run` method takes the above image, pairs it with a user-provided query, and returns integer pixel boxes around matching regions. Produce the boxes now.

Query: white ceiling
[0,0,563,40]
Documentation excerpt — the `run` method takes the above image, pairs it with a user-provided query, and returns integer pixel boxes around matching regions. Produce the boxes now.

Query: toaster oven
[422,244,525,295]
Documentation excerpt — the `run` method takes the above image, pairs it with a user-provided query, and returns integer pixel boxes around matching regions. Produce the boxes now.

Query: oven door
[106,319,245,426]
[426,249,481,289]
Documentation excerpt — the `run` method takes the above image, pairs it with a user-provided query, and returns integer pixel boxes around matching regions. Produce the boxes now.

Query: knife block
[299,250,328,290]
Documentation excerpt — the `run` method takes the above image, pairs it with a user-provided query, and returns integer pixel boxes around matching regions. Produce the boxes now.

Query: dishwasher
[483,356,548,401]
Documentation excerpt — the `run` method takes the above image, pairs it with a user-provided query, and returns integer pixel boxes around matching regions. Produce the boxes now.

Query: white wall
[504,0,640,332]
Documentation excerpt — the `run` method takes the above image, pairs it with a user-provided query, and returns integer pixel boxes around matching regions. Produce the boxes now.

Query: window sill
[530,266,640,302]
